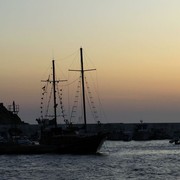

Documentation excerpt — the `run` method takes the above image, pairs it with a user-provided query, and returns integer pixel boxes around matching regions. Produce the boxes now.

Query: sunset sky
[1,0,180,124]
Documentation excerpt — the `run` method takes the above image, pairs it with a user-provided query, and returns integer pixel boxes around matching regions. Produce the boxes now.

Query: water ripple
[0,140,179,179]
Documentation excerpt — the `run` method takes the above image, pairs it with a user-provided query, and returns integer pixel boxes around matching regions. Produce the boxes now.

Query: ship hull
[0,133,106,154]
[56,133,106,154]
[40,132,107,154]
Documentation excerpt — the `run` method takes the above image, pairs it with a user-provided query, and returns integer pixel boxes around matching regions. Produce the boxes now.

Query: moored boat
[37,48,107,154]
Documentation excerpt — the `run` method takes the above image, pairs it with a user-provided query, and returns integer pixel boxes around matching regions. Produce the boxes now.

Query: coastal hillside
[0,103,25,124]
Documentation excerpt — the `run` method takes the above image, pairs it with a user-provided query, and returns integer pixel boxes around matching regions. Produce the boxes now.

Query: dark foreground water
[0,140,180,180]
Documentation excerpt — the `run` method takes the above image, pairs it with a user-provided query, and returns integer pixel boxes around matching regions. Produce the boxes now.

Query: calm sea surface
[0,140,180,180]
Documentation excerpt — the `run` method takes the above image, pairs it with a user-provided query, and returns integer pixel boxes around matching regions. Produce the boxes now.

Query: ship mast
[80,48,96,130]
[69,48,96,130]
[52,60,57,128]
[41,60,67,128]
[80,48,87,129]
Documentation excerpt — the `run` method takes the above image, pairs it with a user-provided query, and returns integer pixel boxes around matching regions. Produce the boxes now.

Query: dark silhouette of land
[0,103,25,124]
[0,102,180,141]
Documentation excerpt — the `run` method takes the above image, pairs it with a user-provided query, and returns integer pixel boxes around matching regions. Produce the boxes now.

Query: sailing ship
[37,48,107,154]
[0,48,106,155]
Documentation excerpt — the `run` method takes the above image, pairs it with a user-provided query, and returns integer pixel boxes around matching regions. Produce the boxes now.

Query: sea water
[0,140,179,180]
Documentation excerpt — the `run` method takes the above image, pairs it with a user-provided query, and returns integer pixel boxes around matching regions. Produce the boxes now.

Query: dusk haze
[1,0,180,124]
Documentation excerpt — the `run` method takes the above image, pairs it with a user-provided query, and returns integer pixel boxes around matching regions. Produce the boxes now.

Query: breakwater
[0,122,179,141]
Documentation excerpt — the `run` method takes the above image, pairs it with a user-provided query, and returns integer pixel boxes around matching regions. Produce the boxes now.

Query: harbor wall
[0,123,180,141]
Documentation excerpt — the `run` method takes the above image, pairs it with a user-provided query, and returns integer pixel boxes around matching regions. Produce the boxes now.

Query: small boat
[37,48,107,154]
[0,135,58,154]
[169,138,180,145]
